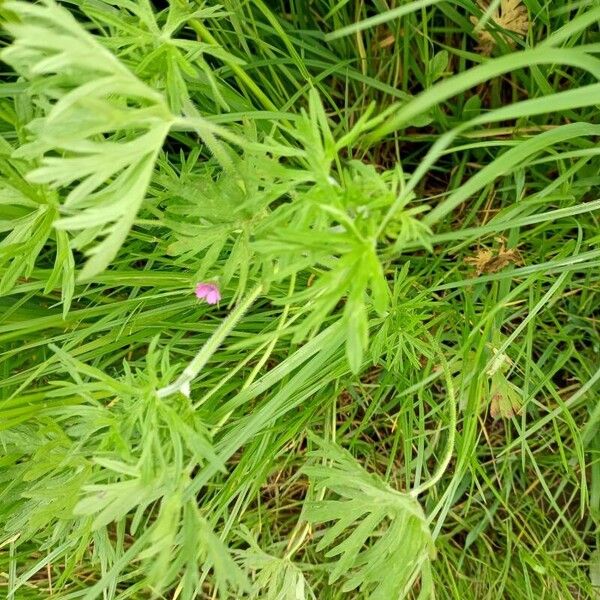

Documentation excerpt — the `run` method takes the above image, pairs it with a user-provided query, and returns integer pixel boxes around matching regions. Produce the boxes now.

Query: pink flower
[195,282,221,305]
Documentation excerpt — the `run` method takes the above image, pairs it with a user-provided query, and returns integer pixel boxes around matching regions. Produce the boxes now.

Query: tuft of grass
[0,0,599,598]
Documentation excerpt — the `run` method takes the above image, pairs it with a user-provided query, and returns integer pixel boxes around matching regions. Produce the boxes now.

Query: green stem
[410,335,456,497]
[156,284,263,398]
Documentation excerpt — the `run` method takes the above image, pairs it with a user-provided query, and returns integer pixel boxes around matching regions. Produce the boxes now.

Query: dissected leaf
[2,0,174,278]
[237,528,315,600]
[302,436,435,598]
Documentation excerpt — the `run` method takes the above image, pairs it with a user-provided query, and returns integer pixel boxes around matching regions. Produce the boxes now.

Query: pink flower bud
[195,282,221,305]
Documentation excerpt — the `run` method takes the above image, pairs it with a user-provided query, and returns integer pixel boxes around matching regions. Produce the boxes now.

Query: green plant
[1,0,599,598]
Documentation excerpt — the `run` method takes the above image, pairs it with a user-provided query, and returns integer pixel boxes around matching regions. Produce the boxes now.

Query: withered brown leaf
[470,0,529,55]
[465,241,522,276]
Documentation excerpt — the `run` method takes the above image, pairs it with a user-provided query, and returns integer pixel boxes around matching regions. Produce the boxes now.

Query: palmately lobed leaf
[1,0,175,278]
[302,436,434,597]
[1,0,598,598]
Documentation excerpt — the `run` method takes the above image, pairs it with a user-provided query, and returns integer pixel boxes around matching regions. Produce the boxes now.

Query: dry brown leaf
[470,0,529,55]
[465,240,522,275]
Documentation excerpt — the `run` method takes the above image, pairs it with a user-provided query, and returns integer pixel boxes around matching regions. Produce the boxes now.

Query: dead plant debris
[471,0,529,55]
[465,239,522,275]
